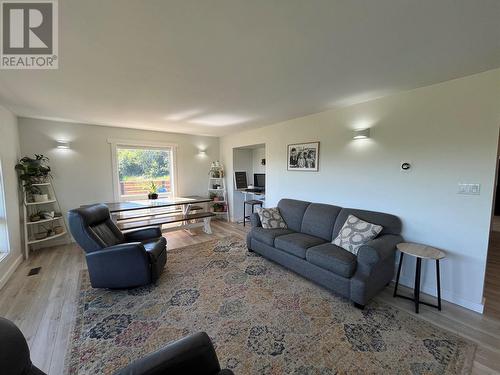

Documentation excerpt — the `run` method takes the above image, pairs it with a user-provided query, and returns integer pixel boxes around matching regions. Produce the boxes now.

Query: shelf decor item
[33,193,49,203]
[15,154,68,259]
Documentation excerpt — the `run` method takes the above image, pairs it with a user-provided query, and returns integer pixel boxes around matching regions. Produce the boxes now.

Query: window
[0,160,10,257]
[110,140,177,201]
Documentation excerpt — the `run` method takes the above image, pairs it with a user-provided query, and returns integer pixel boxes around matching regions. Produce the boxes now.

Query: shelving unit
[22,180,68,259]
[208,164,230,221]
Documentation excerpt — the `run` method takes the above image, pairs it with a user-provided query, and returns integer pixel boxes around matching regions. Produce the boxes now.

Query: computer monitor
[254,173,265,188]
[234,171,248,190]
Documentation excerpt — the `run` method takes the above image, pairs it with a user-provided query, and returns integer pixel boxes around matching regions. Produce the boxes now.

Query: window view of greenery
[117,148,172,197]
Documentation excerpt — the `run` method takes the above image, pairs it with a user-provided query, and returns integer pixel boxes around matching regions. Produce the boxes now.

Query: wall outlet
[458,183,481,195]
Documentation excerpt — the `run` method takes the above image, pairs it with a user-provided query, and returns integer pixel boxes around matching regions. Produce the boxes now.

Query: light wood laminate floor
[0,221,499,374]
[484,218,500,320]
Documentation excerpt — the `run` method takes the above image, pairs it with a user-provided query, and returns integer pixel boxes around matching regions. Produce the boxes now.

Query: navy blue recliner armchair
[0,317,233,375]
[68,204,167,288]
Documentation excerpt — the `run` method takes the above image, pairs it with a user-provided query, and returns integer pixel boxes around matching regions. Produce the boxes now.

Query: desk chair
[243,199,263,226]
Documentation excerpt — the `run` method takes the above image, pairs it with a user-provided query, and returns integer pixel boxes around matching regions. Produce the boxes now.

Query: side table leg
[414,258,422,313]
[393,252,404,297]
[436,259,442,311]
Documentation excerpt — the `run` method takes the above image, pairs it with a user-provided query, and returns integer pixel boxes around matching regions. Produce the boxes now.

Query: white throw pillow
[255,207,287,229]
[332,215,383,255]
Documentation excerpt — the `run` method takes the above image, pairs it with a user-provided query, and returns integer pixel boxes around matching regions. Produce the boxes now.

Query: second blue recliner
[68,204,167,288]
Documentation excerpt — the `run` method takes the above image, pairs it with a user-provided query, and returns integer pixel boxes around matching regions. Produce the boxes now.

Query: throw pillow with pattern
[255,207,287,229]
[332,215,383,255]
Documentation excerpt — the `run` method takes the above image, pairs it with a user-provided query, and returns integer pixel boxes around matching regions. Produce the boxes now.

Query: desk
[235,189,265,224]
[103,196,213,234]
[236,189,265,199]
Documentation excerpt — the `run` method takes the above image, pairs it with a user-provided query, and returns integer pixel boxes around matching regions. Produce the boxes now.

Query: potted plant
[15,155,52,201]
[15,154,51,183]
[213,203,224,212]
[209,192,217,201]
[209,161,224,178]
[147,181,159,199]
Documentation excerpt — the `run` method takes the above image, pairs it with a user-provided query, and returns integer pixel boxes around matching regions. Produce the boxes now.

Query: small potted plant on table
[147,181,159,199]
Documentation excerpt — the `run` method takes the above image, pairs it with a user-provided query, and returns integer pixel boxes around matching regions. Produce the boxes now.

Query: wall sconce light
[198,150,207,156]
[353,128,370,140]
[56,140,71,149]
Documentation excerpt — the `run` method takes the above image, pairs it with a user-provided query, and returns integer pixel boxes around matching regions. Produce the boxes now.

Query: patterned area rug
[66,236,475,374]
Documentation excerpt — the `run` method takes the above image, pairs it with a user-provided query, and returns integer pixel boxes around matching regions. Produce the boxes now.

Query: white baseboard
[397,275,484,313]
[0,255,23,290]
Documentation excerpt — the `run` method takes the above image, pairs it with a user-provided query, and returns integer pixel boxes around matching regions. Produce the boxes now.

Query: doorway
[484,132,500,319]
[231,144,266,222]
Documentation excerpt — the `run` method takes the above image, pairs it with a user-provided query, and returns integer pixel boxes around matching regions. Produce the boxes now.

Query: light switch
[458,183,481,195]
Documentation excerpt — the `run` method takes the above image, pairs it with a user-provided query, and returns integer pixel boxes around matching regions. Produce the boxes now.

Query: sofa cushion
[306,243,357,278]
[275,233,326,259]
[255,207,287,229]
[301,203,342,241]
[250,227,294,246]
[333,208,401,238]
[332,215,383,255]
[277,199,310,232]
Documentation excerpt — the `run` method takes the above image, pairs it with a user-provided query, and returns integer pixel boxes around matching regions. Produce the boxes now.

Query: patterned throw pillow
[332,215,383,255]
[255,207,287,229]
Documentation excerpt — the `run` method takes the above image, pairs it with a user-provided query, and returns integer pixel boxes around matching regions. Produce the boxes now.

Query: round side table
[393,242,446,313]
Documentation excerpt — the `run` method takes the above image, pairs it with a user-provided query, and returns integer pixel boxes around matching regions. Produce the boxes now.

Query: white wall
[252,147,266,175]
[18,118,219,244]
[221,68,500,312]
[0,105,22,289]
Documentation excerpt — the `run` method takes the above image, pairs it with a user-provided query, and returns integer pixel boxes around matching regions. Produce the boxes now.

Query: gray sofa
[246,199,403,308]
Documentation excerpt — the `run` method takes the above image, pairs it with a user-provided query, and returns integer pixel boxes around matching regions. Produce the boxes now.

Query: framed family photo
[287,142,319,171]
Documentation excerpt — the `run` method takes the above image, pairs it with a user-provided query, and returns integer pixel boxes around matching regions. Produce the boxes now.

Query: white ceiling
[1,0,499,136]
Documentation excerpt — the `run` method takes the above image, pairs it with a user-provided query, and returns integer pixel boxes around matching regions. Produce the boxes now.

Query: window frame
[0,159,11,258]
[108,139,178,202]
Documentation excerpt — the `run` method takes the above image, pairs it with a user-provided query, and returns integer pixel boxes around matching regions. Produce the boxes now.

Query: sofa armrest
[124,226,162,242]
[356,234,403,266]
[114,332,225,375]
[86,243,151,288]
[250,213,262,227]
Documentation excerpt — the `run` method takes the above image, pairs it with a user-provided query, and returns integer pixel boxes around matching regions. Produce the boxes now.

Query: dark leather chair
[0,317,45,375]
[115,331,234,375]
[0,317,233,375]
[68,204,167,288]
